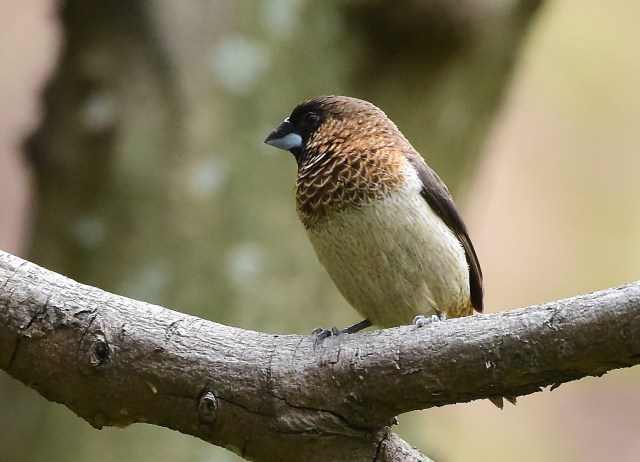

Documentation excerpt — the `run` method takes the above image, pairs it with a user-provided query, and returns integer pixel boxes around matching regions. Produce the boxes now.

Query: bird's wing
[404,152,484,312]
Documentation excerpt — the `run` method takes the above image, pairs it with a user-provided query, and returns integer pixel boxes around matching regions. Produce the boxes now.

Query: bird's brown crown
[291,96,413,228]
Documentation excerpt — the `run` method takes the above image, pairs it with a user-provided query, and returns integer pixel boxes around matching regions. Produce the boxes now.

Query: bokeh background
[1,1,639,461]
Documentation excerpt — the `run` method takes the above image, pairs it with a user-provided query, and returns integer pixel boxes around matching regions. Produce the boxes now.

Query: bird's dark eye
[303,112,320,127]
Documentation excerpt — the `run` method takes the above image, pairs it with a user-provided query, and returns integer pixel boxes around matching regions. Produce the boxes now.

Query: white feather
[306,164,470,327]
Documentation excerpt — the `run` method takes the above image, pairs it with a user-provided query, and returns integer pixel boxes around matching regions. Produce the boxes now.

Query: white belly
[306,174,471,327]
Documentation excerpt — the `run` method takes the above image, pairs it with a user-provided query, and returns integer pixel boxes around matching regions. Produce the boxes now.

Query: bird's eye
[303,112,320,126]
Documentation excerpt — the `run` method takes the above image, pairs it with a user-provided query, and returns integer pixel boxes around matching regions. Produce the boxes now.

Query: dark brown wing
[404,152,484,312]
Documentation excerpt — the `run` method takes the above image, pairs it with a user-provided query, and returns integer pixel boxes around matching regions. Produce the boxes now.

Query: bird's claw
[312,319,371,350]
[312,326,338,338]
[312,326,342,349]
[413,313,445,328]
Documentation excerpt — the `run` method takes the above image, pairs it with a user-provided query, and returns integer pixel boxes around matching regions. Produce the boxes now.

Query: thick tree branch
[1,250,639,461]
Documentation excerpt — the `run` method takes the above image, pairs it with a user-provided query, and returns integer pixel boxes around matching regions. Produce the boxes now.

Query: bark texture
[2,250,639,462]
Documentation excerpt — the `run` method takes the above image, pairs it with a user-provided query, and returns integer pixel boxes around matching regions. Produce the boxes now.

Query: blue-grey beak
[264,118,303,151]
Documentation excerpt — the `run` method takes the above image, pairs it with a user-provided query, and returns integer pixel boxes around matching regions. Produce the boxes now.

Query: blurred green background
[1,1,639,461]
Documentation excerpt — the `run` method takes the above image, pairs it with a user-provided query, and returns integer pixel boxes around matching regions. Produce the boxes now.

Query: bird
[265,96,512,408]
[265,94,483,328]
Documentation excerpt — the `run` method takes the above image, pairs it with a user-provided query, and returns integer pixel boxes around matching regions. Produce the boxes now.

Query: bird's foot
[413,312,446,328]
[312,319,372,349]
[311,326,341,350]
[311,326,341,340]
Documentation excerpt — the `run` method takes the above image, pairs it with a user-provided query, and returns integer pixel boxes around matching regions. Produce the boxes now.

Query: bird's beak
[264,118,303,151]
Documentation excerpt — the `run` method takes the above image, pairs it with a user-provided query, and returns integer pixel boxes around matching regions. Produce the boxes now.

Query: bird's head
[264,95,406,166]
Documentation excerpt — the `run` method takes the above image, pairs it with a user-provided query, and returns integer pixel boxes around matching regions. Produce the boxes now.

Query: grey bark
[2,250,639,462]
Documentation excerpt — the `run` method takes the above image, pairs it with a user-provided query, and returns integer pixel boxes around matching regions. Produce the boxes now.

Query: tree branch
[1,250,639,461]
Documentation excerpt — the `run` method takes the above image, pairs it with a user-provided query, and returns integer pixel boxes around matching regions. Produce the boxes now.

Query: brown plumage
[264,96,514,407]
[265,95,483,327]
[293,97,407,226]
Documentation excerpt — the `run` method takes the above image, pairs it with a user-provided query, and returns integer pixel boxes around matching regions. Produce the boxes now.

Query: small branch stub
[78,319,111,375]
[198,390,219,423]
